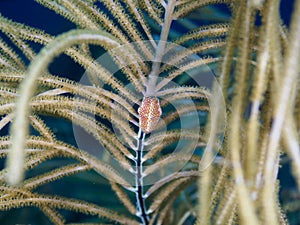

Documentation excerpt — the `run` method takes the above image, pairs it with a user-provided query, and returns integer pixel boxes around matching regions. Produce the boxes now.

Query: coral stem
[135,129,149,225]
[145,0,176,96]
[5,29,120,186]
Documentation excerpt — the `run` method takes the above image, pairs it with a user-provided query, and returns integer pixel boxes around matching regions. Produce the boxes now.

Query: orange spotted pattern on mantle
[138,97,162,133]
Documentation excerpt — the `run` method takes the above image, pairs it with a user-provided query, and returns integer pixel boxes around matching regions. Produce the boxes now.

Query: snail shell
[138,97,162,133]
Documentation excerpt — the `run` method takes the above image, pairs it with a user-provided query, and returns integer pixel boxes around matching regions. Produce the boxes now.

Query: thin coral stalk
[5,29,120,185]
[261,0,300,223]
[145,0,176,96]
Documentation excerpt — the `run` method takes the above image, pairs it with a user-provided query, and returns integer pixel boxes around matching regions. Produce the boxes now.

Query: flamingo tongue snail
[138,97,162,133]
